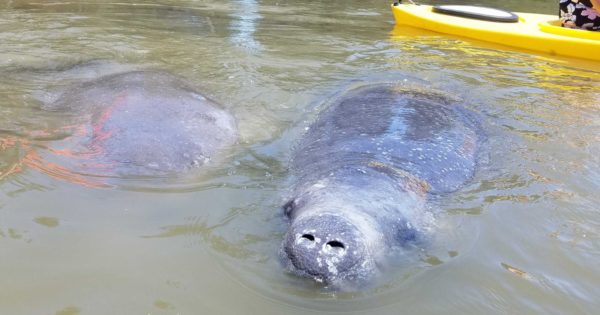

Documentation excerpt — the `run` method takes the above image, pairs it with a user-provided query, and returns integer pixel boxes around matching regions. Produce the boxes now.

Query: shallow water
[1,1,599,314]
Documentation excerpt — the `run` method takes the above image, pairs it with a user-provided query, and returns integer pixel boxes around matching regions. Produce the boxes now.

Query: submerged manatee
[22,70,236,185]
[281,84,479,286]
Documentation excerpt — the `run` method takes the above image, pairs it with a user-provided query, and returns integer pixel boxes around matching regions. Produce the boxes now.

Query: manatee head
[282,211,380,284]
[280,182,396,286]
[280,172,427,287]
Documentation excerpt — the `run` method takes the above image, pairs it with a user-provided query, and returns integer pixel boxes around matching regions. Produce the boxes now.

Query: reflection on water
[1,0,600,314]
[229,0,262,52]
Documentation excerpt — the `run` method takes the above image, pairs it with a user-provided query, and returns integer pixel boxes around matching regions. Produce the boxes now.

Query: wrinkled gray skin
[47,70,237,177]
[281,84,479,286]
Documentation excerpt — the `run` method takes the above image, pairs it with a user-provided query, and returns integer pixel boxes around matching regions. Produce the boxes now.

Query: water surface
[1,1,599,314]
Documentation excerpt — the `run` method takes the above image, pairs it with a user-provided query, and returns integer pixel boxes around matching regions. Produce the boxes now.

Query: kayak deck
[391,3,600,62]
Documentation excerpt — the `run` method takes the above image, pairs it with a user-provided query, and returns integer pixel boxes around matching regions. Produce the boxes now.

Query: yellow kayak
[391,3,600,62]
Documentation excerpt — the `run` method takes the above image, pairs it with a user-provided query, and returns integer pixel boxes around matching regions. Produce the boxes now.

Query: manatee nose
[299,233,346,252]
[284,214,366,281]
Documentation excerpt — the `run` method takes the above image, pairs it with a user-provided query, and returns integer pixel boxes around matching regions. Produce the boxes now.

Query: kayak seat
[538,20,600,40]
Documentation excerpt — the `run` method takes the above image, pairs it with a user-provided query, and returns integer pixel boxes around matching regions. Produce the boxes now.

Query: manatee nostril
[301,234,315,241]
[326,240,345,249]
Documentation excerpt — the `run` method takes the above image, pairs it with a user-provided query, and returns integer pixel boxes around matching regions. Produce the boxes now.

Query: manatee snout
[282,213,377,283]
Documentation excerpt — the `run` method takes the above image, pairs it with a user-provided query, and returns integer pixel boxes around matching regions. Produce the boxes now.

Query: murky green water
[1,1,599,314]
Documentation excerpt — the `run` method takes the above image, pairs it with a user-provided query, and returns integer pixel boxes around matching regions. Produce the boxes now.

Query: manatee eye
[282,199,295,217]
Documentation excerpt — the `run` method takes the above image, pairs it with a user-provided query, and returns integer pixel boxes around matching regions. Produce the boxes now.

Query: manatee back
[292,85,480,193]
[47,71,237,176]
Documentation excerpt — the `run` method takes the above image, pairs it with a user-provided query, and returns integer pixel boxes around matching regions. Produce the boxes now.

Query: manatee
[280,84,479,286]
[7,70,237,186]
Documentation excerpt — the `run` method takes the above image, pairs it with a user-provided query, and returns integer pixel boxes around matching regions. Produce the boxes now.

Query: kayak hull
[391,3,600,62]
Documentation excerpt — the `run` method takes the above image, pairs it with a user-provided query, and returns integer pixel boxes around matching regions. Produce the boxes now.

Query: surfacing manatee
[15,70,237,186]
[280,84,480,287]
